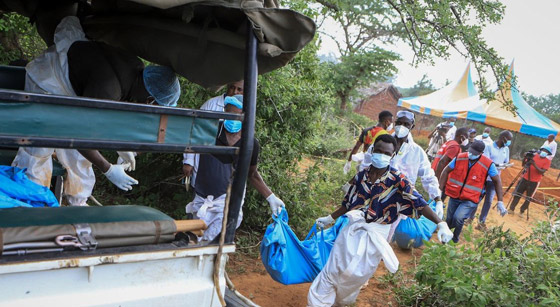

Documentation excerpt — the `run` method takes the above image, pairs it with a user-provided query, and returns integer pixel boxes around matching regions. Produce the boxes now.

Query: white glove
[316,215,335,229]
[342,182,351,193]
[496,201,507,217]
[343,161,352,174]
[104,164,139,191]
[117,151,137,171]
[437,222,453,243]
[266,193,285,216]
[435,200,444,220]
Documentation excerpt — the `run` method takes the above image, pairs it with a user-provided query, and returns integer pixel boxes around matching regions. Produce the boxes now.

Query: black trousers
[509,178,538,213]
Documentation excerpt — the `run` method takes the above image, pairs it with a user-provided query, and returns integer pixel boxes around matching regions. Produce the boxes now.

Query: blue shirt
[483,142,509,181]
[342,166,427,224]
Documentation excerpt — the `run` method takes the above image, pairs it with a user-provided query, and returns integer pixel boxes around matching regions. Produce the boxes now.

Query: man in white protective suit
[184,95,285,242]
[182,80,243,189]
[310,134,453,306]
[12,16,180,206]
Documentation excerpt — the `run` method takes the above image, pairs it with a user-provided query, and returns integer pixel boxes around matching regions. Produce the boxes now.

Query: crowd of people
[11,16,558,307]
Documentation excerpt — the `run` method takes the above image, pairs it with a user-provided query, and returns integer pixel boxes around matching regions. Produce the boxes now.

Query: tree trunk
[339,93,348,110]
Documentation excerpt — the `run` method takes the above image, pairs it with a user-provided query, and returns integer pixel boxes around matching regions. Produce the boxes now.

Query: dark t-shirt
[67,41,144,101]
[194,124,260,197]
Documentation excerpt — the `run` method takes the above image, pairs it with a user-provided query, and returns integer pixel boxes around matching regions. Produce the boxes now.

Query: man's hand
[496,201,507,217]
[437,222,453,243]
[435,200,445,220]
[266,193,285,216]
[316,215,335,229]
[343,161,352,174]
[104,164,139,191]
[182,164,193,177]
[117,151,136,171]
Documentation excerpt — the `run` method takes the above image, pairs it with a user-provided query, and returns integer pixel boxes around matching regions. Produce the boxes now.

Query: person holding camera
[509,145,553,214]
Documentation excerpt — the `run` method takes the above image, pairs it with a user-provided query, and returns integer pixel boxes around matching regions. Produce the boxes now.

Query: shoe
[508,210,515,215]
[464,218,474,226]
[475,223,487,231]
[519,211,525,216]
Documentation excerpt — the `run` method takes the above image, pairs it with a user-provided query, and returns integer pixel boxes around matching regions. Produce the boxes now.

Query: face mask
[224,120,242,133]
[370,153,391,169]
[482,133,489,138]
[540,151,548,158]
[461,137,469,146]
[468,152,480,160]
[394,125,410,139]
[386,123,394,131]
[449,122,455,127]
[505,140,511,147]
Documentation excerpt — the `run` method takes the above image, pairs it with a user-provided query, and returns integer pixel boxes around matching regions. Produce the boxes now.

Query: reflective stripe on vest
[448,178,484,193]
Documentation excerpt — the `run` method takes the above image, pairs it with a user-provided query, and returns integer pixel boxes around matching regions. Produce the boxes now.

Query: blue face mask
[468,152,481,160]
[505,140,511,147]
[540,151,548,158]
[482,133,489,138]
[224,120,242,133]
[449,122,455,127]
[370,153,392,169]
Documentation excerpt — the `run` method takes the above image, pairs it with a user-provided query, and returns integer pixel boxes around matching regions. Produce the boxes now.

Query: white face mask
[370,153,392,169]
[394,125,410,139]
[461,137,469,146]
[386,123,394,131]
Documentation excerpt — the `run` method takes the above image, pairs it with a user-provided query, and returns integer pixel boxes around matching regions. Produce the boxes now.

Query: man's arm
[78,150,111,173]
[418,150,442,200]
[530,160,548,175]
[436,156,452,179]
[247,165,273,198]
[490,175,504,202]
[439,164,452,192]
[347,140,363,162]
[418,205,443,224]
[330,205,350,219]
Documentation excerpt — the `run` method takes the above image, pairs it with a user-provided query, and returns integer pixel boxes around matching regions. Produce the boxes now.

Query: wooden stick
[174,220,207,232]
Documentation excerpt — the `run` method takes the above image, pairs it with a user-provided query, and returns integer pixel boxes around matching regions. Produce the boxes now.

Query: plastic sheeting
[392,201,437,249]
[0,166,58,208]
[260,210,348,285]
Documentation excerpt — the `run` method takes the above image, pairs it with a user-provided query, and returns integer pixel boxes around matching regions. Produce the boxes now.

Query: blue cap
[541,145,552,154]
[143,65,180,107]
[224,95,243,109]
[468,128,476,134]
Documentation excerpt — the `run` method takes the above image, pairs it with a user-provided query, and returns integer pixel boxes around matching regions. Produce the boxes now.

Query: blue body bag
[0,166,59,208]
[260,210,348,285]
[392,200,437,249]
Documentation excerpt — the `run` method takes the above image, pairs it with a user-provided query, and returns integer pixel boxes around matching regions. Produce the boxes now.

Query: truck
[0,1,314,305]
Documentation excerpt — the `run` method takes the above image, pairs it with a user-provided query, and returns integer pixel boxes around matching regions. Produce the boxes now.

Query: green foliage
[399,75,437,98]
[388,205,560,306]
[524,93,560,117]
[0,13,45,64]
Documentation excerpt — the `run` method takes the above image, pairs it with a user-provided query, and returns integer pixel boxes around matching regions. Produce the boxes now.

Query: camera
[522,149,538,166]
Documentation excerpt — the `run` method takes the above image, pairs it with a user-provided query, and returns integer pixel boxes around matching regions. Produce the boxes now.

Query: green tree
[399,74,437,97]
[312,0,512,110]
[0,12,45,64]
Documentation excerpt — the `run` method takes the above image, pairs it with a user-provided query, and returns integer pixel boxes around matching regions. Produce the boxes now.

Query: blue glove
[497,201,507,217]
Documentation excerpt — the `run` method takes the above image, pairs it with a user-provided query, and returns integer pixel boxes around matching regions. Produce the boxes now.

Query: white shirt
[390,133,441,200]
[445,125,456,141]
[183,94,226,186]
[475,134,493,147]
[543,140,557,161]
[483,141,509,181]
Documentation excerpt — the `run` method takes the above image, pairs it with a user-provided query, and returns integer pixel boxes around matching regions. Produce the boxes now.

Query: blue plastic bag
[392,200,437,249]
[0,166,58,208]
[260,210,348,285]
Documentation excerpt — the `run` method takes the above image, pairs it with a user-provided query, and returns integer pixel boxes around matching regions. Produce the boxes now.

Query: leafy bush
[388,204,560,306]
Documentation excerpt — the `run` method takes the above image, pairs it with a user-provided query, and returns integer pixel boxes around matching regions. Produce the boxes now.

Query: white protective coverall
[182,94,226,187]
[11,17,93,206]
[185,190,244,242]
[307,210,399,307]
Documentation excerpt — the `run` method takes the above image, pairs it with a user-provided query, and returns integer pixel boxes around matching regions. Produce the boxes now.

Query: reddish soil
[227,158,559,307]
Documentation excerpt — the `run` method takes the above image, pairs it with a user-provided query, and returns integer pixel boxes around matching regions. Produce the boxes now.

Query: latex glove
[343,161,351,174]
[435,200,444,220]
[497,201,507,217]
[104,164,139,191]
[437,222,453,243]
[117,151,136,171]
[316,215,335,229]
[267,193,285,216]
[342,182,351,193]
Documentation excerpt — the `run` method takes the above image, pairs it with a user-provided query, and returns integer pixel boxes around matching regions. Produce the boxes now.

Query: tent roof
[398,62,560,141]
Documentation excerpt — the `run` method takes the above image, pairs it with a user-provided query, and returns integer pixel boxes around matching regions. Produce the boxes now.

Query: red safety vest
[431,140,460,171]
[445,152,493,203]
